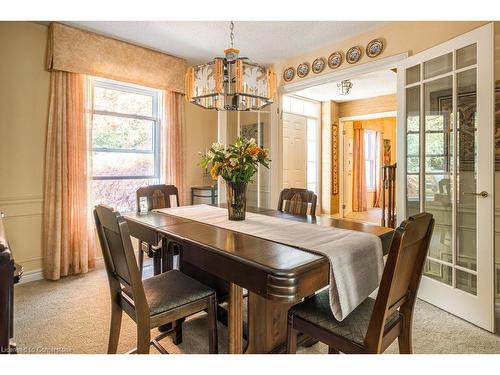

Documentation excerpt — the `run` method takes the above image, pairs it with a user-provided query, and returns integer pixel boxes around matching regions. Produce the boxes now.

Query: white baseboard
[17,268,44,284]
[16,257,107,285]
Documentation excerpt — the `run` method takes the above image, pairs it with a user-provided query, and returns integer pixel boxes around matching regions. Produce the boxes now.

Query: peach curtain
[352,126,367,212]
[162,91,186,205]
[42,71,95,280]
[373,132,384,208]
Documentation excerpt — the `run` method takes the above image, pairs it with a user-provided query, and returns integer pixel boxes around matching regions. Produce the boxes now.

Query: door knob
[464,191,488,198]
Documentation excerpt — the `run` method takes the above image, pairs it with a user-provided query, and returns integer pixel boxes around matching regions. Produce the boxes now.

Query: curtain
[162,91,186,205]
[42,71,95,280]
[47,23,186,93]
[373,132,384,208]
[352,126,367,212]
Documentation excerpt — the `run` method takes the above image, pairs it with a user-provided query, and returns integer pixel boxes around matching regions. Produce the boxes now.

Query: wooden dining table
[123,205,393,354]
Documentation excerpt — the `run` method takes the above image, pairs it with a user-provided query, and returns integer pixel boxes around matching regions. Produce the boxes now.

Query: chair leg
[398,322,412,354]
[152,246,161,275]
[172,318,184,345]
[108,300,122,354]
[286,314,298,354]
[328,347,339,354]
[136,323,151,354]
[207,294,218,354]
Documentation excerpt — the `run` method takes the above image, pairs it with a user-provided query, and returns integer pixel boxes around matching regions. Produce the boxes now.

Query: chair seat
[126,270,215,316]
[289,290,400,346]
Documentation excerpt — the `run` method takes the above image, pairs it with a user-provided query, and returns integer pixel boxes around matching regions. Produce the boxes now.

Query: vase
[226,182,247,221]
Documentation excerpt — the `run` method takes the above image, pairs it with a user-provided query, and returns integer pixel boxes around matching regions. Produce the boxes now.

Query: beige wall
[0,22,50,273]
[338,94,396,119]
[0,22,217,273]
[183,103,218,204]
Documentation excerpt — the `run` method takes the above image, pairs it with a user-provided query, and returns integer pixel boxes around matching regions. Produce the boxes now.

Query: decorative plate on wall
[283,67,295,82]
[327,51,343,69]
[346,46,363,64]
[312,57,326,74]
[297,62,310,78]
[366,39,384,58]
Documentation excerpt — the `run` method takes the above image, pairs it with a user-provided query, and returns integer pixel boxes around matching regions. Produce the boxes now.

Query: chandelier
[337,79,353,95]
[185,22,276,111]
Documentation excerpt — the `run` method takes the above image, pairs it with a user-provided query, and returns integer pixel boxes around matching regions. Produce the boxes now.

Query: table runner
[154,205,384,321]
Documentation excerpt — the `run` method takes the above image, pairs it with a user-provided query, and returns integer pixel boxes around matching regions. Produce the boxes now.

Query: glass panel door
[398,24,494,331]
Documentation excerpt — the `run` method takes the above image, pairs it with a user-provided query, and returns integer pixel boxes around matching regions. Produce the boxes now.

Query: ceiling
[293,69,397,102]
[64,21,384,65]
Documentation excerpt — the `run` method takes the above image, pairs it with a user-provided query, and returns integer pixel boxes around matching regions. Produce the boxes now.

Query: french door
[396,24,495,331]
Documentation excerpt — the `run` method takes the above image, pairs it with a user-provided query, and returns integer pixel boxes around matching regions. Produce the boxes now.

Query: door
[283,113,307,189]
[396,24,494,331]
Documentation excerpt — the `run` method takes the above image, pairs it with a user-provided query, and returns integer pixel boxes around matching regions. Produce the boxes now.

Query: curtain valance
[46,23,186,94]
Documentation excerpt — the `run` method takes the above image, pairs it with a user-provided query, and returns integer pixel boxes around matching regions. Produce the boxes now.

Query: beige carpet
[13,262,500,354]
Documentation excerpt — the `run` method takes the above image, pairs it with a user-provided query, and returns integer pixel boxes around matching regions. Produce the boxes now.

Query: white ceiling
[293,69,397,102]
[64,21,384,65]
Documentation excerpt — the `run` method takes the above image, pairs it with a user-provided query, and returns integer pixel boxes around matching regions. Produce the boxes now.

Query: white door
[283,113,307,189]
[396,24,495,331]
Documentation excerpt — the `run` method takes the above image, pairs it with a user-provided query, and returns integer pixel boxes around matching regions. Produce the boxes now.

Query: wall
[0,22,50,273]
[183,103,218,204]
[338,94,396,119]
[320,101,331,214]
[0,22,218,275]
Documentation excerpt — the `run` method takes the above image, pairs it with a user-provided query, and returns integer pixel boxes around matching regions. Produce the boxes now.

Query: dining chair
[136,184,180,277]
[277,188,317,216]
[94,204,218,354]
[286,212,434,354]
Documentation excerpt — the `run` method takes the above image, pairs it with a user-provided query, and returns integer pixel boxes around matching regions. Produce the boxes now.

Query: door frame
[396,23,495,331]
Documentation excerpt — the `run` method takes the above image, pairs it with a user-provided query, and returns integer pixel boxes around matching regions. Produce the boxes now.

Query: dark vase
[226,182,247,221]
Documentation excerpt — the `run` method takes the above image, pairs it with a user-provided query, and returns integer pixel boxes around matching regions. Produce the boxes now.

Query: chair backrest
[93,205,147,314]
[365,212,434,353]
[277,188,317,216]
[136,184,179,212]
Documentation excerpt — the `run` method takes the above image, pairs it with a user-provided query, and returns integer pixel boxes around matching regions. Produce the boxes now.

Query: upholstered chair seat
[289,290,400,346]
[124,270,215,317]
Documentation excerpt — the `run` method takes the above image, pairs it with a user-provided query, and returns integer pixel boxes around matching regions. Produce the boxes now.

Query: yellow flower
[210,163,221,180]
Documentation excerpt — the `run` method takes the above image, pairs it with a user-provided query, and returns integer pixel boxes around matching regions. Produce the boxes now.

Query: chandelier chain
[229,21,234,48]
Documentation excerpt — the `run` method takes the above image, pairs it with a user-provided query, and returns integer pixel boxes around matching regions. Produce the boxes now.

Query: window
[91,78,162,212]
[364,130,377,191]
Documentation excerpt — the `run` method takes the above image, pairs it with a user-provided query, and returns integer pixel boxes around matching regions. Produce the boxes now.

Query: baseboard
[16,257,107,285]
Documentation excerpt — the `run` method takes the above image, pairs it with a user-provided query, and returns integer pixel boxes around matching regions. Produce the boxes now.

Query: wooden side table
[191,185,218,205]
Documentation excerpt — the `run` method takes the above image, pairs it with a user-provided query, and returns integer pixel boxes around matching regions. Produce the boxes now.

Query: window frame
[91,77,162,181]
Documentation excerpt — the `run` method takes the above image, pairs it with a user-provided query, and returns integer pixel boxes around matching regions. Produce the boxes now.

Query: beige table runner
[154,205,384,321]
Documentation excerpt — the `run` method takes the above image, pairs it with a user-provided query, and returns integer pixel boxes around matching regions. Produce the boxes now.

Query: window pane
[92,151,155,177]
[307,141,316,162]
[307,119,317,140]
[94,86,154,117]
[92,114,154,151]
[307,161,316,183]
[456,43,477,70]
[406,133,419,156]
[424,259,452,286]
[406,64,420,85]
[423,53,452,79]
[92,178,157,212]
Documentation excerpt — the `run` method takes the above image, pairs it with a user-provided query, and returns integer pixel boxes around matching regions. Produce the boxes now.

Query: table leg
[228,283,243,354]
[246,292,291,353]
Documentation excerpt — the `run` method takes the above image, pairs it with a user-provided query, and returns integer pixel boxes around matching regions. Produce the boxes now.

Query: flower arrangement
[199,137,271,183]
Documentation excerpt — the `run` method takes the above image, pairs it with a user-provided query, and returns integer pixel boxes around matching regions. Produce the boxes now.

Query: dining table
[123,205,393,354]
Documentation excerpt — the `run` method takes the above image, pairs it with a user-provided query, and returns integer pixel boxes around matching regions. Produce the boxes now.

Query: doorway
[339,115,397,226]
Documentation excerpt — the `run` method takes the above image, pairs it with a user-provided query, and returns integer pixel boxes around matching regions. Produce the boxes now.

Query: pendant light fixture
[337,79,353,95]
[185,21,276,111]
